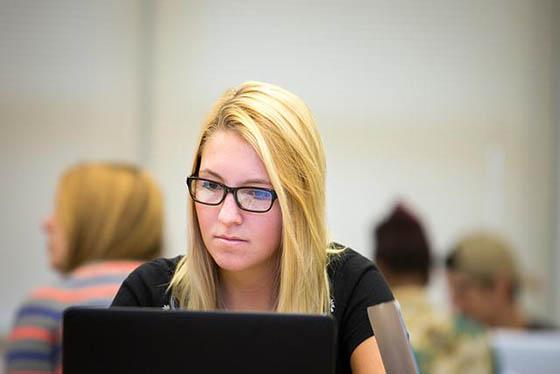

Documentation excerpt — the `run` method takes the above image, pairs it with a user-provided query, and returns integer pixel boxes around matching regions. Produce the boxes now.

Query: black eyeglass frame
[186,176,278,213]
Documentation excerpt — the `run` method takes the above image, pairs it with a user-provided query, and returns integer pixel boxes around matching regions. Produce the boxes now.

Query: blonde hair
[56,162,163,273]
[171,81,337,313]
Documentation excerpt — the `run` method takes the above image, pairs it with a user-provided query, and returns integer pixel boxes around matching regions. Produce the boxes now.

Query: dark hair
[373,203,432,284]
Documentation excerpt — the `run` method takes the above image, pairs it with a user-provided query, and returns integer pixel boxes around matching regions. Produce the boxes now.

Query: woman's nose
[217,193,243,226]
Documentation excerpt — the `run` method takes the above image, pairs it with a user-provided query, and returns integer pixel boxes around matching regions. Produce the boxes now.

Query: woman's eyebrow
[199,169,271,186]
[198,169,223,181]
[242,178,272,186]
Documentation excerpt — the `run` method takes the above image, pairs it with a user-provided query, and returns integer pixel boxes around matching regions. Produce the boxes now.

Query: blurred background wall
[0,0,558,337]
[555,0,560,326]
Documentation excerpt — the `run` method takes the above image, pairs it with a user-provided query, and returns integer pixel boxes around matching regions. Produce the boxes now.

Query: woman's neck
[219,267,277,312]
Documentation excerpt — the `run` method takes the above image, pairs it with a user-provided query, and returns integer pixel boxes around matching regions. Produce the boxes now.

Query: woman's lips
[214,235,247,244]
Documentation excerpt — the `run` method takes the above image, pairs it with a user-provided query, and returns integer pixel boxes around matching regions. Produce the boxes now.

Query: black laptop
[63,307,336,374]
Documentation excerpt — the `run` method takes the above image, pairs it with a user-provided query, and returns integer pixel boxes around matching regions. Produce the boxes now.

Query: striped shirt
[5,261,142,374]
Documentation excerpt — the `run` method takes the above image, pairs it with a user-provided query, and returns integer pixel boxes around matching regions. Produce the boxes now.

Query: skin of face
[446,270,500,326]
[42,212,67,272]
[195,130,283,278]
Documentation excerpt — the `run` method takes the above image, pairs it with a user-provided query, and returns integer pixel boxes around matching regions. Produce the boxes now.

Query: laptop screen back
[63,307,336,374]
[367,301,420,374]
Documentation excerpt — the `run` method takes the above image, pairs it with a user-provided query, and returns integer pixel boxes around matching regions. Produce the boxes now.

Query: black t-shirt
[112,247,394,374]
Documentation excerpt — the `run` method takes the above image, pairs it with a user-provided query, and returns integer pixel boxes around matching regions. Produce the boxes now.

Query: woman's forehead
[199,130,271,185]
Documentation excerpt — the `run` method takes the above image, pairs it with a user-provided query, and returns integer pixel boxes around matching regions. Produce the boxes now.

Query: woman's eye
[247,189,272,201]
[201,181,220,191]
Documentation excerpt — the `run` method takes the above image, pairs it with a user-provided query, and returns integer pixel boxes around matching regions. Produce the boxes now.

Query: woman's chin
[213,255,251,273]
[47,254,64,273]
[49,260,63,273]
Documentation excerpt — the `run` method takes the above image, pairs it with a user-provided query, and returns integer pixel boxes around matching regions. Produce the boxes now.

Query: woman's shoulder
[327,243,378,275]
[325,243,394,362]
[111,255,183,307]
[327,242,393,304]
[128,255,183,285]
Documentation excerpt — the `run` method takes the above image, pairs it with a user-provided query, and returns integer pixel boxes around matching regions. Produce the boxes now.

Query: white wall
[553,0,560,322]
[0,0,558,335]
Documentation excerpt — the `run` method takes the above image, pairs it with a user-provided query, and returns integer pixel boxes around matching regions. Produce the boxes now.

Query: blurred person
[111,81,394,373]
[374,203,494,374]
[445,232,554,331]
[5,162,164,374]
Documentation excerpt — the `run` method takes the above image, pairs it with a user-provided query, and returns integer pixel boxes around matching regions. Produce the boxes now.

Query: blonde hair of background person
[5,162,163,374]
[54,163,163,272]
[111,81,394,373]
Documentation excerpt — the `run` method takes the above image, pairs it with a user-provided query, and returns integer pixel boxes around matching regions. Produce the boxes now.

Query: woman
[112,82,393,373]
[5,163,163,374]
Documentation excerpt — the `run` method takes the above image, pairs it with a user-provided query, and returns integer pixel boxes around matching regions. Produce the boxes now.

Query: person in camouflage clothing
[373,203,495,374]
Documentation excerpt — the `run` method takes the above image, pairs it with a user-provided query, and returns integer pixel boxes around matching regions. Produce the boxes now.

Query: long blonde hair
[171,81,336,313]
[56,162,163,273]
